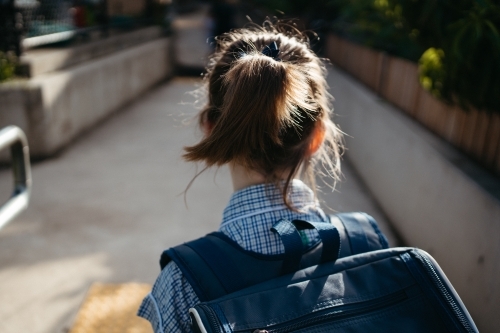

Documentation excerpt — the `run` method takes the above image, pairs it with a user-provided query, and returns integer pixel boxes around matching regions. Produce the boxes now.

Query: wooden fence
[326,34,500,176]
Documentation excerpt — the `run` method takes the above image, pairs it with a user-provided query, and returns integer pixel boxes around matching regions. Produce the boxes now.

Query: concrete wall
[0,82,43,156]
[20,27,163,77]
[0,38,172,158]
[172,6,212,69]
[327,67,500,332]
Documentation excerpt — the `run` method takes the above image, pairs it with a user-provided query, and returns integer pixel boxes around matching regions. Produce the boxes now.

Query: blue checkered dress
[137,179,329,333]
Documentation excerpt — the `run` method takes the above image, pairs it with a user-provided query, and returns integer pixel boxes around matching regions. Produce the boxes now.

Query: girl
[138,21,343,333]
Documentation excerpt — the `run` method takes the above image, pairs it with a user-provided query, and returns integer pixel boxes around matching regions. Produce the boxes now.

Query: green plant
[0,51,17,82]
[328,0,424,61]
[416,0,500,113]
[327,0,500,113]
[418,48,446,97]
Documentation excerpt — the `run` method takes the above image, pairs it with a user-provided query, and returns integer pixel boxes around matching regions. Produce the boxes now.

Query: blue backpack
[160,213,478,333]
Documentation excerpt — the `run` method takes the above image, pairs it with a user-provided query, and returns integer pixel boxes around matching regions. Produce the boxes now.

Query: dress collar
[221,179,319,227]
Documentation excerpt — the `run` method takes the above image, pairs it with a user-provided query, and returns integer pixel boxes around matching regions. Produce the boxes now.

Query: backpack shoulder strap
[160,233,241,302]
[330,212,389,257]
[160,232,292,302]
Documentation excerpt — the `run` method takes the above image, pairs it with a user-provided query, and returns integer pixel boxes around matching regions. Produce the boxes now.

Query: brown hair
[184,21,343,207]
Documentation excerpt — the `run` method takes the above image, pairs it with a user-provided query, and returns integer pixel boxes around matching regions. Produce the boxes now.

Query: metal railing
[0,126,31,230]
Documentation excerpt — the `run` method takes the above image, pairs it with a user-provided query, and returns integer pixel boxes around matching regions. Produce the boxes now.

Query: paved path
[0,72,396,333]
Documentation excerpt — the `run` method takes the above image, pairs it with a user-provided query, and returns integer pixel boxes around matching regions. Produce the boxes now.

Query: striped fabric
[138,179,329,333]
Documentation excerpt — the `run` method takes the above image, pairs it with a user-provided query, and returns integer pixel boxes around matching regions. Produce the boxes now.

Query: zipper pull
[253,330,268,333]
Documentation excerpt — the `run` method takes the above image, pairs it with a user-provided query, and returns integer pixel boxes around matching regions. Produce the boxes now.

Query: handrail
[0,126,31,230]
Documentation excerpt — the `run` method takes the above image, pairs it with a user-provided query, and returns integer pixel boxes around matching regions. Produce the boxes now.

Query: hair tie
[262,41,280,61]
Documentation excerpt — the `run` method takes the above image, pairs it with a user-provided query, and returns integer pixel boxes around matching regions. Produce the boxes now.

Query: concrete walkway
[0,72,396,333]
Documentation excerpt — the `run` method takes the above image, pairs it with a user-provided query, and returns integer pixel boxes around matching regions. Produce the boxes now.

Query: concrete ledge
[0,82,43,157]
[0,37,172,158]
[327,66,499,332]
[20,27,164,77]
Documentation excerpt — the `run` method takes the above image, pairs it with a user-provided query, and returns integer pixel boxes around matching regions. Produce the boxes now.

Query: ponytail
[184,53,317,170]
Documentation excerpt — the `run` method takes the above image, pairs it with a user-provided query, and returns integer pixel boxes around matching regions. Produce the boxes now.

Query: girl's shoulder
[138,262,199,333]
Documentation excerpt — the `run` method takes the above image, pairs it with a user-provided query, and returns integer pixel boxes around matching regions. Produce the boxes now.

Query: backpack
[160,213,478,333]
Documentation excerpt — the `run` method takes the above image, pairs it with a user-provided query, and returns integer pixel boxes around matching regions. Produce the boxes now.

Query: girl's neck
[229,163,267,191]
[229,163,296,192]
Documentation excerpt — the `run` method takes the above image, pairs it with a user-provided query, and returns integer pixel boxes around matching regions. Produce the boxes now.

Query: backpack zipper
[252,290,407,333]
[198,304,222,333]
[413,252,475,333]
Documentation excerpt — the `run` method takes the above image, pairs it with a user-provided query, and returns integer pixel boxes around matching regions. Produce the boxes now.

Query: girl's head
[184,21,343,205]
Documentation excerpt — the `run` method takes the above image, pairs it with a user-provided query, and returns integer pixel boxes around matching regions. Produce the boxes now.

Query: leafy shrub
[329,0,424,61]
[416,1,500,113]
[0,52,17,82]
[334,0,500,113]
[418,48,446,97]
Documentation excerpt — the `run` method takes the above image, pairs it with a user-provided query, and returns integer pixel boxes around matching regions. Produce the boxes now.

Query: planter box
[326,33,500,177]
[326,34,500,333]
[381,57,420,116]
[327,35,383,92]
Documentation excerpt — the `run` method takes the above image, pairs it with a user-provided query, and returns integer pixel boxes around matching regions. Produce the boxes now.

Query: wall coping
[19,26,164,77]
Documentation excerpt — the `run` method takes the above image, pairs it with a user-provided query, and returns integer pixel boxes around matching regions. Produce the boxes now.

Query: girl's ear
[202,119,215,136]
[307,123,325,156]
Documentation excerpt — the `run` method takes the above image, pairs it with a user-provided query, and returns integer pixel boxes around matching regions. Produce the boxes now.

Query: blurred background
[0,0,499,332]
